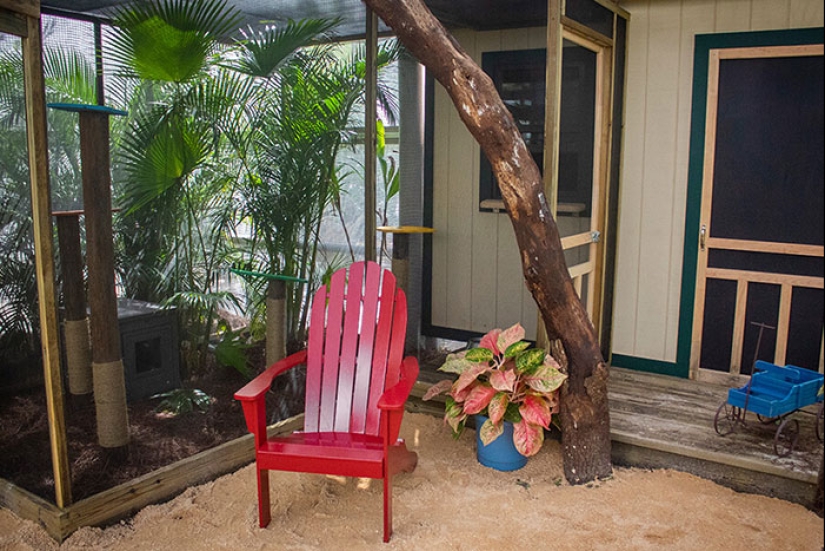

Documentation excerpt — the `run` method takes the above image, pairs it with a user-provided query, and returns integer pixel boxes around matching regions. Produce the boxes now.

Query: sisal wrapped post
[64,318,92,395]
[55,212,92,395]
[265,279,286,366]
[92,360,129,448]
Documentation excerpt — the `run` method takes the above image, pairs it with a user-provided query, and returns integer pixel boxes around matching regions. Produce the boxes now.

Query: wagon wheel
[756,414,778,425]
[714,402,741,436]
[773,417,799,457]
[816,402,824,443]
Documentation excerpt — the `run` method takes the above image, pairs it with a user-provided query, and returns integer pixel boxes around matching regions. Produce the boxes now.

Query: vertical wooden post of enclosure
[20,10,73,506]
[536,0,564,351]
[266,279,286,366]
[364,8,378,262]
[55,211,92,396]
[376,226,434,353]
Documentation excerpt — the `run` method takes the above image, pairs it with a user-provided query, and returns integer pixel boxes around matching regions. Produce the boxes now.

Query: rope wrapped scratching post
[50,102,130,448]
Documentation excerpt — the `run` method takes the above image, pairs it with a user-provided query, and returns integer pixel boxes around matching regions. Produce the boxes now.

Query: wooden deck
[413,366,823,506]
[608,367,821,505]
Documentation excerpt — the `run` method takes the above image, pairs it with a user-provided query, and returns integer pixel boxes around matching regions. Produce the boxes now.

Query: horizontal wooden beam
[705,267,823,289]
[708,237,824,258]
[0,6,27,36]
[0,0,38,19]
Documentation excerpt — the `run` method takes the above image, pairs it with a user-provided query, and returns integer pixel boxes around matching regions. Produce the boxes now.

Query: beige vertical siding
[613,0,823,362]
[431,27,546,339]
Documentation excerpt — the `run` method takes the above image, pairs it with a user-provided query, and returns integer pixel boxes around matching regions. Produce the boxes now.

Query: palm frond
[228,18,339,78]
[106,0,242,83]
[43,47,97,105]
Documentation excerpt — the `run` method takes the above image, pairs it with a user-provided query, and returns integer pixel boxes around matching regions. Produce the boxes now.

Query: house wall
[613,0,824,363]
[431,27,547,340]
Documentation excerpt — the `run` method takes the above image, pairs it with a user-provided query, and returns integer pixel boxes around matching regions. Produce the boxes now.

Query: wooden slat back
[303,261,407,436]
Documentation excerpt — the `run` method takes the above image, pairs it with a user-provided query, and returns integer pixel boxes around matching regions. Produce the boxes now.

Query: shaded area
[0,347,304,502]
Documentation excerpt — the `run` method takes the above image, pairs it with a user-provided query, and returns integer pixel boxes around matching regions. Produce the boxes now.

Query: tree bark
[815,453,824,518]
[361,0,612,483]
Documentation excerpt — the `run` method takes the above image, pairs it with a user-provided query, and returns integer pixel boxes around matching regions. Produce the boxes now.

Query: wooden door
[690,44,824,383]
[556,30,612,332]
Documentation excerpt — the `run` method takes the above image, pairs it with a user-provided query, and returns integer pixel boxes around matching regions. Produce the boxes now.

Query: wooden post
[54,211,92,395]
[229,268,308,368]
[376,226,434,294]
[265,279,286,366]
[50,103,130,449]
[377,226,434,354]
[364,8,378,262]
[80,109,129,449]
[20,10,73,507]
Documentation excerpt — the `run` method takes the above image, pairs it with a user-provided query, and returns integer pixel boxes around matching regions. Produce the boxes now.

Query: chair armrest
[234,350,307,441]
[378,356,420,411]
[234,350,308,403]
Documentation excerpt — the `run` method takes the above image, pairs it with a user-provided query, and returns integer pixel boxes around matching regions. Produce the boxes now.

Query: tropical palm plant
[0,37,98,376]
[236,36,401,346]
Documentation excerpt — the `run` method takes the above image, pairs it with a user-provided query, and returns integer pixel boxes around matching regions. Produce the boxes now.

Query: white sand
[2,413,823,550]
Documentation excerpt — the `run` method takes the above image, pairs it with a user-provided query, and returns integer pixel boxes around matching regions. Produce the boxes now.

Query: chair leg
[257,467,271,528]
[383,473,392,543]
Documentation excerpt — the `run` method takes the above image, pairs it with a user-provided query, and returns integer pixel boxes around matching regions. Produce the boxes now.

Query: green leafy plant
[423,323,567,457]
[152,388,212,415]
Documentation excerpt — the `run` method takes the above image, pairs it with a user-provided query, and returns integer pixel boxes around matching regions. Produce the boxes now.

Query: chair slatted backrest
[304,261,408,436]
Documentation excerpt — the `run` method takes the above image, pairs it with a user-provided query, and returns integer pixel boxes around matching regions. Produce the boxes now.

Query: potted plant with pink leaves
[423,323,567,470]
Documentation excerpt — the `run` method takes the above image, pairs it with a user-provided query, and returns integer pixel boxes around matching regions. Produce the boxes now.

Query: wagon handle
[742,322,776,416]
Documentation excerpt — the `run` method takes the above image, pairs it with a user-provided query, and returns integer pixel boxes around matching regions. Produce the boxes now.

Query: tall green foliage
[0,40,97,366]
[1,3,400,377]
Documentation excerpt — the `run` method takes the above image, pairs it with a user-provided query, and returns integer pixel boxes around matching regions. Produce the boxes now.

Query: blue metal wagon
[714,360,825,456]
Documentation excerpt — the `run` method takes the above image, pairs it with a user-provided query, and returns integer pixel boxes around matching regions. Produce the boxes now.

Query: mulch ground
[0,358,305,503]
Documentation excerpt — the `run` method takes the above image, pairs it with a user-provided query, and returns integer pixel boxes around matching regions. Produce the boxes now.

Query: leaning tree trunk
[362,0,612,483]
[815,454,824,517]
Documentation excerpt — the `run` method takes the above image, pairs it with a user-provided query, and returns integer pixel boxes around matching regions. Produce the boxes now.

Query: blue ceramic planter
[475,415,528,471]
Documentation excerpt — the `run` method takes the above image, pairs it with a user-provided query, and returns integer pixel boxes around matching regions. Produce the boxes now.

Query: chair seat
[257,432,387,478]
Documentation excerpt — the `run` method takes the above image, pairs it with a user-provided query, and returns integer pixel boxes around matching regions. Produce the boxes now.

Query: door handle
[700,224,706,251]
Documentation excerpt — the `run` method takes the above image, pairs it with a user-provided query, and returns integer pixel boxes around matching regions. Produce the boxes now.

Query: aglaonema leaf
[465,347,494,363]
[524,363,567,393]
[444,397,467,437]
[504,340,530,358]
[515,348,546,375]
[497,323,525,352]
[438,356,474,374]
[479,417,504,446]
[519,395,552,429]
[453,364,489,394]
[423,379,452,401]
[479,328,502,355]
[489,367,516,392]
[513,419,544,457]
[487,392,509,424]
[463,384,497,415]
[503,402,522,424]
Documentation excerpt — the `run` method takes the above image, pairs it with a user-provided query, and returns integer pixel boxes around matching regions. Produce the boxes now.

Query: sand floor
[1,413,823,550]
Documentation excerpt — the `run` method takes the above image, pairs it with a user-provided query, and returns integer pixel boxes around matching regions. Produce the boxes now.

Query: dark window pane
[480,49,546,206]
[565,0,614,38]
[559,40,596,217]
[786,287,824,370]
[712,55,824,245]
[739,283,781,375]
[700,279,737,372]
[707,249,824,278]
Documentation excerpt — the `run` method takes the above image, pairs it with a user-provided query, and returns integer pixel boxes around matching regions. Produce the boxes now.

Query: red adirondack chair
[234,261,419,543]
